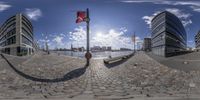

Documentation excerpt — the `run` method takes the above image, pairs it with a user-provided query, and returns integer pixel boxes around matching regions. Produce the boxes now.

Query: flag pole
[76,8,92,66]
[86,8,91,66]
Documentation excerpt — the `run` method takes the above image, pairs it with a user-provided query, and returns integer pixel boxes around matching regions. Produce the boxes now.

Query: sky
[0,0,200,49]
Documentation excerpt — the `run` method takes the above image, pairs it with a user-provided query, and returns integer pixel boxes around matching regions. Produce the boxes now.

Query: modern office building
[195,31,200,51]
[0,13,35,56]
[151,11,187,57]
[143,38,151,51]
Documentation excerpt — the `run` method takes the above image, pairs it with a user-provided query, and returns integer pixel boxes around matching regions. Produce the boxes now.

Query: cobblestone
[0,51,200,99]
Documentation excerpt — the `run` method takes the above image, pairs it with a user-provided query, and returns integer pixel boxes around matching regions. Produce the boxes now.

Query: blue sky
[0,0,200,49]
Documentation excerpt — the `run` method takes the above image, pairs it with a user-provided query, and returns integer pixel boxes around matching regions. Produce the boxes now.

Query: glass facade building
[195,31,200,50]
[143,38,151,51]
[0,13,35,56]
[151,11,187,57]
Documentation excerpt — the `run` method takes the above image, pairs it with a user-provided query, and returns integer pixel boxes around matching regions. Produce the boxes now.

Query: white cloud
[173,1,200,7]
[121,0,200,13]
[38,33,69,49]
[165,8,191,19]
[69,26,142,49]
[142,11,161,28]
[190,6,200,12]
[142,8,192,28]
[121,0,162,3]
[181,19,192,27]
[38,39,50,49]
[53,36,64,44]
[91,29,142,49]
[159,1,200,12]
[120,27,128,32]
[166,8,192,27]
[120,0,175,4]
[52,33,68,48]
[0,2,11,12]
[37,27,143,50]
[69,26,87,47]
[25,8,42,20]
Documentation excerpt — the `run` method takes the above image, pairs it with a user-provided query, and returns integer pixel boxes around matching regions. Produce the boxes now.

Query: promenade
[0,51,200,100]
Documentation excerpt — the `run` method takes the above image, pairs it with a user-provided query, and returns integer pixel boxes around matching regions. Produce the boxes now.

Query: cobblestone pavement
[0,51,200,100]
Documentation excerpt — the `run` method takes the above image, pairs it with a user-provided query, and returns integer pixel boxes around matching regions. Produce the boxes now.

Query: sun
[96,32,103,37]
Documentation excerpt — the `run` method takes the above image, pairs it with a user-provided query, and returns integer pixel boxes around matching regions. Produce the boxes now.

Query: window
[17,46,28,56]
[6,35,16,45]
[22,28,33,39]
[2,48,10,54]
[22,35,32,46]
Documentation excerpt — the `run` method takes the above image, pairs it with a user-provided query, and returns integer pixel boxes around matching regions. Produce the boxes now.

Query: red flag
[76,11,86,23]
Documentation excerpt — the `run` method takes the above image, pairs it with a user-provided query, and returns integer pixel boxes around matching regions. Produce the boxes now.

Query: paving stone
[0,51,200,99]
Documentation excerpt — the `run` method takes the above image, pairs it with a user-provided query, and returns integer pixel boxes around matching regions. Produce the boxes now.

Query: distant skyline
[0,0,199,49]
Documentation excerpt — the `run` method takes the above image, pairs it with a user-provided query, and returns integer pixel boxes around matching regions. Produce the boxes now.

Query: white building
[0,13,35,56]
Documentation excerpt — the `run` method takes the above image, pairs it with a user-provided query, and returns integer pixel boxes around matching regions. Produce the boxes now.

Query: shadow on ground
[1,54,87,82]
[165,51,193,57]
